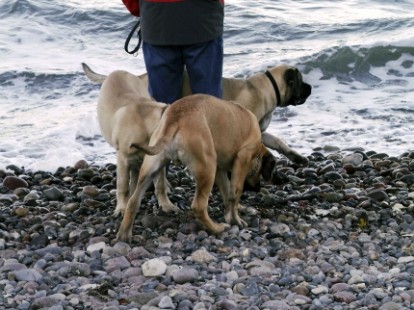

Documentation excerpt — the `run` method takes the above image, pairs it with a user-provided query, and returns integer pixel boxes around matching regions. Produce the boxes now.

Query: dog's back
[97,70,160,147]
[140,94,262,167]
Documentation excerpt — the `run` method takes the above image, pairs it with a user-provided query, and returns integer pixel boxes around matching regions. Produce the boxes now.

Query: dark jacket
[139,0,224,46]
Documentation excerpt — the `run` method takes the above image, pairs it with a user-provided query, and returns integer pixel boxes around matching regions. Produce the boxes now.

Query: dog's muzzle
[293,82,312,106]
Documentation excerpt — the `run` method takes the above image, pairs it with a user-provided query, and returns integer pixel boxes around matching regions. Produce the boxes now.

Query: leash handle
[124,19,142,55]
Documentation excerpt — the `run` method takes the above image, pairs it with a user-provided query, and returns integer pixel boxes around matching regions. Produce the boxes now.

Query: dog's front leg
[261,132,308,165]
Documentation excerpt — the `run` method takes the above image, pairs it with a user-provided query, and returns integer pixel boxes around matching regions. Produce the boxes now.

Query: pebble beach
[1,149,414,310]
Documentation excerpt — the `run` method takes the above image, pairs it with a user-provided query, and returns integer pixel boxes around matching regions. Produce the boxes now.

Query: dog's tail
[130,141,164,156]
[81,62,107,84]
[131,120,178,156]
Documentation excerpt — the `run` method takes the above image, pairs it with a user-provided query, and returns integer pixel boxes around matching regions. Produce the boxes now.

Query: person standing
[122,0,225,104]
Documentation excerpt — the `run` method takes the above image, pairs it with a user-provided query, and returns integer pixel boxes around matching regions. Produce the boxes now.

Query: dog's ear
[284,68,302,97]
[261,146,276,181]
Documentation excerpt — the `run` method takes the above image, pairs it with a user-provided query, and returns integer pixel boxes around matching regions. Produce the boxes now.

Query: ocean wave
[0,0,131,35]
[0,70,99,96]
[301,45,414,85]
[0,0,41,16]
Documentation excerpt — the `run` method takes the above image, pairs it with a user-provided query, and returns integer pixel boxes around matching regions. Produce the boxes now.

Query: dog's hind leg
[190,159,230,235]
[114,151,130,216]
[226,153,251,228]
[154,169,181,213]
[129,159,141,196]
[215,170,235,225]
[215,170,230,205]
[117,154,166,242]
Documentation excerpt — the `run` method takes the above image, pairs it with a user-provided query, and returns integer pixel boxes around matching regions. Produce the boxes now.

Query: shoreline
[1,150,414,309]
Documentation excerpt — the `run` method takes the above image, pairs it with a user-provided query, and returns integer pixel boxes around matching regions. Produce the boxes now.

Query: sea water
[1,0,414,172]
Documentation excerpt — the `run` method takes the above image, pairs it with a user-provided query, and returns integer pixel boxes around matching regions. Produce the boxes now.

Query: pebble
[311,285,329,295]
[2,175,28,190]
[397,256,414,264]
[142,258,167,277]
[0,151,413,309]
[172,268,199,284]
[190,247,217,264]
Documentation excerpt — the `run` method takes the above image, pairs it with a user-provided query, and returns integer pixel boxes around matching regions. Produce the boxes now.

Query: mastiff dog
[116,94,276,242]
[93,69,180,216]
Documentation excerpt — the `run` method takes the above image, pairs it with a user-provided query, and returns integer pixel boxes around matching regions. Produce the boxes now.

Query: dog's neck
[264,71,281,106]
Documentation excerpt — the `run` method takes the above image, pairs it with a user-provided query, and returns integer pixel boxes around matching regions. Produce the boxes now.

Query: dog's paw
[113,206,125,217]
[211,223,231,235]
[292,154,309,166]
[237,218,248,228]
[160,202,181,214]
[224,211,232,224]
[116,231,131,243]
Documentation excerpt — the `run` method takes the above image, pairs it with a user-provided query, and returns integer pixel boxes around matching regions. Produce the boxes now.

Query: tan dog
[94,69,179,216]
[116,94,276,242]
[212,66,311,165]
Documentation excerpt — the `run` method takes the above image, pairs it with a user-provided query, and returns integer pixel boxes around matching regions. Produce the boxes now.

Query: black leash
[265,70,281,105]
[124,19,142,55]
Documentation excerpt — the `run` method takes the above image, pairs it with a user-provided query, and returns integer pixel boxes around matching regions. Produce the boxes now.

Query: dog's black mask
[284,68,312,106]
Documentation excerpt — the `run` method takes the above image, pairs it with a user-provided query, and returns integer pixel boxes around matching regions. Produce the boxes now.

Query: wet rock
[367,189,389,201]
[2,176,28,190]
[43,187,64,201]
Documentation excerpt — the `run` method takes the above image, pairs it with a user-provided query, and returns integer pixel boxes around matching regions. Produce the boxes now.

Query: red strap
[122,0,140,17]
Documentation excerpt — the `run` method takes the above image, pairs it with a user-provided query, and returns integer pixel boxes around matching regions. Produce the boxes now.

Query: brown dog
[116,94,275,242]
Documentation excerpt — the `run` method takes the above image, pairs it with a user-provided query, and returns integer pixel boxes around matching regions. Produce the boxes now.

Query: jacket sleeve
[122,0,140,17]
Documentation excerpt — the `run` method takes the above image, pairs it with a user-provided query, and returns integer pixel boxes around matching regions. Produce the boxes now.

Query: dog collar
[265,70,281,105]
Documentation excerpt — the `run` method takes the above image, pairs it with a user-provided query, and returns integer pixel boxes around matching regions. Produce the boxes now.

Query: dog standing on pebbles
[116,94,276,242]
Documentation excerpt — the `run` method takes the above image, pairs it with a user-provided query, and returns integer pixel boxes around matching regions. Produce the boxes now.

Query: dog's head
[244,145,276,192]
[267,65,312,107]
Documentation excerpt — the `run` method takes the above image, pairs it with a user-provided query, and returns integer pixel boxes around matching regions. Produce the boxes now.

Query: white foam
[1,0,414,173]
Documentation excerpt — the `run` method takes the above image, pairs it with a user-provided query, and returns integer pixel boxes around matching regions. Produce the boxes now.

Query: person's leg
[183,36,223,98]
[142,42,184,104]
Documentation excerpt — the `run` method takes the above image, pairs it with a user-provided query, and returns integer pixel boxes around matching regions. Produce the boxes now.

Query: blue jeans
[142,36,223,104]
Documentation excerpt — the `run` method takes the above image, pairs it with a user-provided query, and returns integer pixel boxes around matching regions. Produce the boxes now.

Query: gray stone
[158,296,175,309]
[334,291,356,303]
[142,258,167,277]
[105,256,131,273]
[191,247,216,264]
[379,302,405,310]
[172,268,199,284]
[13,269,43,282]
[262,300,290,310]
[43,187,64,201]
